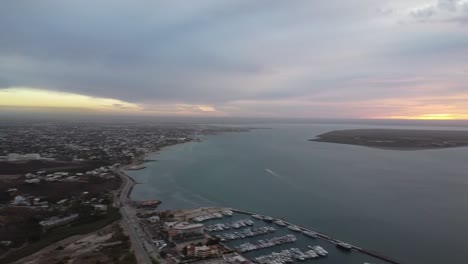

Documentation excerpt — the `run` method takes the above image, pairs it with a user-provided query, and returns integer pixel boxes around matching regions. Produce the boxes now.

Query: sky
[1,0,468,119]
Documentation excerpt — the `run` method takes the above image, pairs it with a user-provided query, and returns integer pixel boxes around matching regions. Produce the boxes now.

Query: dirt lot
[18,222,136,264]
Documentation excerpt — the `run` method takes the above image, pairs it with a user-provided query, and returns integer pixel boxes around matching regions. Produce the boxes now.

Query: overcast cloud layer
[1,0,467,118]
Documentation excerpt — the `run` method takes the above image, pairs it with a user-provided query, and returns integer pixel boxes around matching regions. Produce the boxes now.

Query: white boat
[274,220,286,226]
[303,231,318,238]
[252,214,264,220]
[336,242,353,251]
[287,225,301,232]
[213,213,223,219]
[309,245,328,256]
[305,250,319,258]
[222,210,234,216]
[263,216,274,222]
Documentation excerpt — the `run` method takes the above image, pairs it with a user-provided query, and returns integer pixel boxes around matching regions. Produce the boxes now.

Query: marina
[235,234,297,253]
[214,226,276,241]
[255,246,329,264]
[205,219,254,232]
[195,208,401,264]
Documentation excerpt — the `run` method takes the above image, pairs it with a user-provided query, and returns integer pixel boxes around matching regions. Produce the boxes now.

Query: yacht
[274,220,286,226]
[305,250,319,258]
[303,231,318,238]
[213,213,223,219]
[263,216,274,222]
[287,225,301,232]
[336,242,353,251]
[252,214,264,220]
[309,245,328,256]
[222,210,234,216]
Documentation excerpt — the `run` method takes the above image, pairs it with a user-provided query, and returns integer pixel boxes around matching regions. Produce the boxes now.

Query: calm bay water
[127,124,468,264]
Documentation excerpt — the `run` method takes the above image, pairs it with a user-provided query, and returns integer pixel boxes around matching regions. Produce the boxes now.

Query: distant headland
[310,129,468,150]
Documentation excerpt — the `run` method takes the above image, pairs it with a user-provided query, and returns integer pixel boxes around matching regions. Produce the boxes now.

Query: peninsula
[310,129,468,150]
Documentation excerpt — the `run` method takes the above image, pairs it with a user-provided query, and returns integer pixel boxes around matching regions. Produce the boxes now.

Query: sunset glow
[0,88,141,113]
[380,114,468,120]
[1,1,467,119]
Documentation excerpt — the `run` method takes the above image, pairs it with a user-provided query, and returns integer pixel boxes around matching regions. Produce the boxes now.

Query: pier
[231,209,404,264]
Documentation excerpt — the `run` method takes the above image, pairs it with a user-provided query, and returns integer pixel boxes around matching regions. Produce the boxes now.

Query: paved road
[114,168,153,264]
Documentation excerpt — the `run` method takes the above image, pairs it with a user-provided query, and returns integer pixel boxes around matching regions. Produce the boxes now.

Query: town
[0,121,251,264]
[0,121,394,264]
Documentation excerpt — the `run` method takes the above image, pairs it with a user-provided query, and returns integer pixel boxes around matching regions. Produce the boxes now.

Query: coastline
[310,139,468,151]
[120,138,198,197]
[310,128,468,151]
[117,138,404,264]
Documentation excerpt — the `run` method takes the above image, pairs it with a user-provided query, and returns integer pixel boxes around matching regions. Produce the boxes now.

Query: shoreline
[310,139,468,151]
[311,128,468,151]
[120,139,198,200]
[118,139,403,264]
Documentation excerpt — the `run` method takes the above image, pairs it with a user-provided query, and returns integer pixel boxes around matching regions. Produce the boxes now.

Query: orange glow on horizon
[375,114,468,120]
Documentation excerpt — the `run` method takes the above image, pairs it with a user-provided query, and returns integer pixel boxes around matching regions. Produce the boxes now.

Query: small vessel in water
[252,214,264,220]
[263,216,274,222]
[274,220,286,226]
[222,210,234,216]
[303,231,318,238]
[213,212,223,219]
[309,245,328,256]
[336,242,353,251]
[287,225,301,232]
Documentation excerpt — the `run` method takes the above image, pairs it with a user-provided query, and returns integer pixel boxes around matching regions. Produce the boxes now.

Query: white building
[39,214,79,230]
[24,179,40,184]
[11,195,29,206]
[7,153,41,161]
[148,216,160,223]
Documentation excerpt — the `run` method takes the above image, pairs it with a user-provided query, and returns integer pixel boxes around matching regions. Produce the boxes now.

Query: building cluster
[22,166,115,184]
[0,122,246,165]
[186,244,222,258]
[136,208,252,264]
[0,153,46,161]
[165,221,205,242]
[8,189,110,212]
[0,121,250,258]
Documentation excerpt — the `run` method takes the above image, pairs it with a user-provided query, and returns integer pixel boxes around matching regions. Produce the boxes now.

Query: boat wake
[265,169,283,180]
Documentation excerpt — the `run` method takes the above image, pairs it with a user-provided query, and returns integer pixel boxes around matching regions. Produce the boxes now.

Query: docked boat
[303,231,318,238]
[245,220,254,226]
[287,225,301,232]
[222,210,234,216]
[213,212,223,219]
[309,245,328,256]
[336,242,353,251]
[305,250,319,258]
[274,220,286,226]
[263,216,274,222]
[252,214,264,220]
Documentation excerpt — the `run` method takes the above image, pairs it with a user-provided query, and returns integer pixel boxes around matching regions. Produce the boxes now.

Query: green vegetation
[0,209,121,264]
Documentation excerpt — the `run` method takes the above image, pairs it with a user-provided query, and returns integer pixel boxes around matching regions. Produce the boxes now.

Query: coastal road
[114,168,153,264]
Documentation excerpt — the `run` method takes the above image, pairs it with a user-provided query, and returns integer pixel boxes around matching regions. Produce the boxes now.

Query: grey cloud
[411,6,436,19]
[409,0,468,24]
[0,0,467,118]
[438,0,458,12]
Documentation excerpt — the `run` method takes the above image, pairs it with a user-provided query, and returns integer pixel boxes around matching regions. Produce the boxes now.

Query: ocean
[126,124,468,264]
